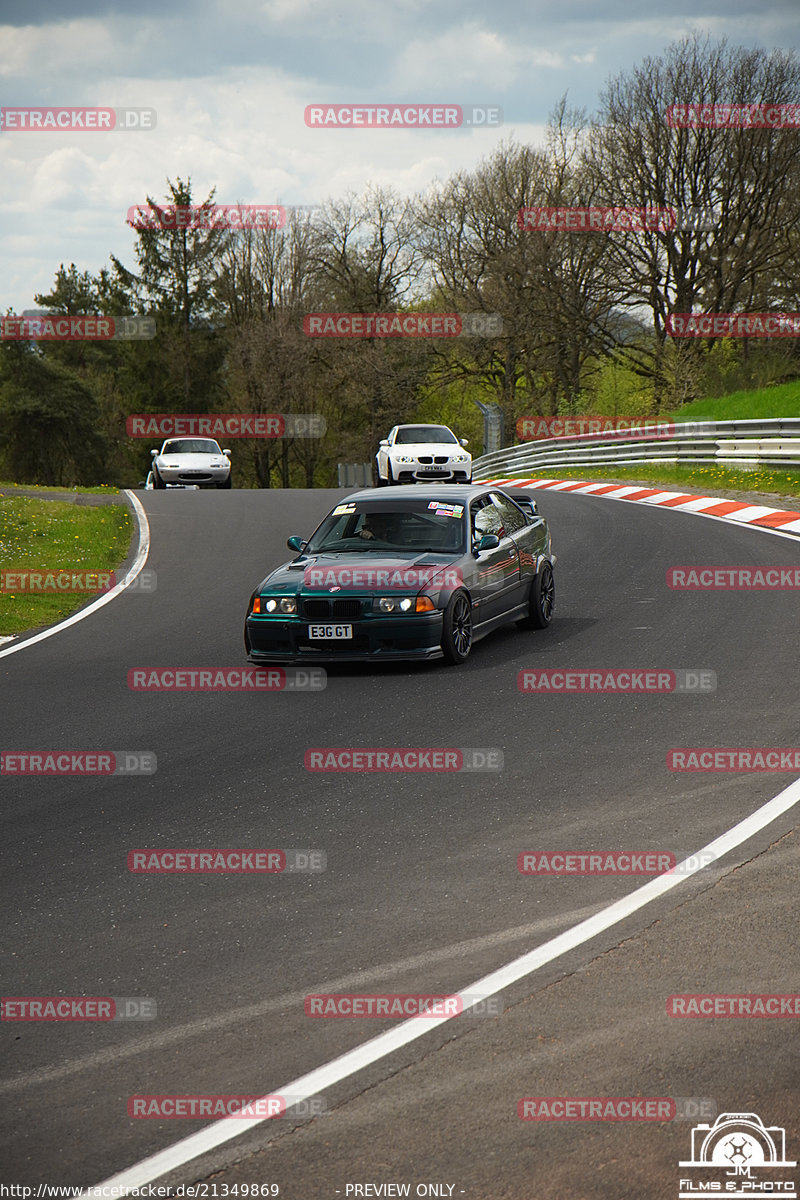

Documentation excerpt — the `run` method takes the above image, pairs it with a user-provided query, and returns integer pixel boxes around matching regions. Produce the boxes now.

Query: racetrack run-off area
[1,486,799,1199]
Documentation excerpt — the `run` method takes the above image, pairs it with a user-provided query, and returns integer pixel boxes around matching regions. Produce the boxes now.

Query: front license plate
[419,465,444,471]
[308,624,352,639]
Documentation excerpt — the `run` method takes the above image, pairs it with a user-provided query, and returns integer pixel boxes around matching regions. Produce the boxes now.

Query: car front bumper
[246,611,445,661]
[393,467,471,483]
[157,465,230,485]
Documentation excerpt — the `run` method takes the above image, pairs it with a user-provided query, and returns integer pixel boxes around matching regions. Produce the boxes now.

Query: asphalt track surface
[1,487,799,1197]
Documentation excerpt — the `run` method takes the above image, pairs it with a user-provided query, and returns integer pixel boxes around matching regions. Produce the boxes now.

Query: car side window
[472,498,505,539]
[491,493,526,535]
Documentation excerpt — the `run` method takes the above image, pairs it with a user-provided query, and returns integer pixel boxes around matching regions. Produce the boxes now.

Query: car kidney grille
[417,456,432,464]
[434,456,448,463]
[303,598,362,620]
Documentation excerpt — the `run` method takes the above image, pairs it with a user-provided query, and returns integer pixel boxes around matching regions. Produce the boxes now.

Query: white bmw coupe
[374,424,471,486]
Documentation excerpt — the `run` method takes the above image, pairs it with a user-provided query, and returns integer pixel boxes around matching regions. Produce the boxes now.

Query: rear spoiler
[513,494,539,519]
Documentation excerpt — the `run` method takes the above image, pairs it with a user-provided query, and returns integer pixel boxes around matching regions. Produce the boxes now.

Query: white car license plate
[419,465,444,471]
[308,624,352,639]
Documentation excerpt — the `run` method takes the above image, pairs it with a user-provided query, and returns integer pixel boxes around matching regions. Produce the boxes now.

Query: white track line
[91,775,800,1193]
[0,490,149,660]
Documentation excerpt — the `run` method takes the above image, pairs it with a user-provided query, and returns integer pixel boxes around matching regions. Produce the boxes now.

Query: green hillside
[669,381,800,422]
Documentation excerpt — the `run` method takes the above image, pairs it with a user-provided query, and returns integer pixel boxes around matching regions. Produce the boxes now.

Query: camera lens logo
[679,1112,796,1198]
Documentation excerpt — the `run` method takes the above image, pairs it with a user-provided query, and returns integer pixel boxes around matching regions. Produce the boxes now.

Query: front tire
[152,466,166,489]
[217,474,232,489]
[517,562,555,629]
[441,590,473,665]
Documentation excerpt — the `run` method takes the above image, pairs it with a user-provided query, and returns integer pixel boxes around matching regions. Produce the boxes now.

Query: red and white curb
[483,477,800,537]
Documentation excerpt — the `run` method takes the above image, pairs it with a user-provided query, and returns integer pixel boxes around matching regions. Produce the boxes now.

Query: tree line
[1,34,798,487]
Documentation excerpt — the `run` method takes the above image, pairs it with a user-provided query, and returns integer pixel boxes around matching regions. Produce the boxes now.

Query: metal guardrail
[338,462,372,487]
[473,418,800,477]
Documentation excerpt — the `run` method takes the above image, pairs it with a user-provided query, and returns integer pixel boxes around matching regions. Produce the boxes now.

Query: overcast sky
[1,0,798,313]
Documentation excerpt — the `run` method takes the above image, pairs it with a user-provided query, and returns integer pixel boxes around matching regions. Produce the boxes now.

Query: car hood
[257,551,462,595]
[158,453,228,466]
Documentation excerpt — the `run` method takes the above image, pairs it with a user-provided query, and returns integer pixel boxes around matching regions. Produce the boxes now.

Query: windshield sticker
[332,503,356,515]
[428,502,464,517]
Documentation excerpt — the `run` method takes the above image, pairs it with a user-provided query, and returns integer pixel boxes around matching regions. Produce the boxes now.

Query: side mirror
[287,535,307,552]
[222,448,231,456]
[379,439,390,448]
[150,448,158,457]
[475,533,500,553]
[460,438,469,447]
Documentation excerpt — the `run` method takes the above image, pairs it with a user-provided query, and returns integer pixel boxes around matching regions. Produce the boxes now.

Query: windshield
[161,439,223,455]
[306,500,466,555]
[393,426,458,445]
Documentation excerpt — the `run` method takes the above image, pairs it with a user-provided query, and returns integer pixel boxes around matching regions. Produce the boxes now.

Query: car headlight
[452,454,470,463]
[374,596,416,613]
[372,596,436,614]
[261,596,297,614]
[394,455,415,464]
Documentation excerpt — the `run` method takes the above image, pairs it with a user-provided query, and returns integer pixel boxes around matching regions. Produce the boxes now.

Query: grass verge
[0,482,120,495]
[0,497,133,636]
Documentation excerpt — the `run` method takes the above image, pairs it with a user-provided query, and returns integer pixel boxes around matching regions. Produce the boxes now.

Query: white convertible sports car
[374,424,472,485]
[146,438,232,489]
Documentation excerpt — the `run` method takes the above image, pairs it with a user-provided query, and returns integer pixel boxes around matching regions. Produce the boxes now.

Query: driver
[358,512,398,542]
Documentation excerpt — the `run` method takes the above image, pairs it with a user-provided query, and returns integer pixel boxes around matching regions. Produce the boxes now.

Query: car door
[470,494,522,624]
[493,490,548,584]
[491,490,547,585]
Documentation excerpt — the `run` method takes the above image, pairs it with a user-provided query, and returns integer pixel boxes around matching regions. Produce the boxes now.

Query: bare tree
[582,34,800,405]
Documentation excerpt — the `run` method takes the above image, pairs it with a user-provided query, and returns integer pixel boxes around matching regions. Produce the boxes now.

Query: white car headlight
[452,454,470,463]
[264,597,297,614]
[394,455,415,464]
[374,596,416,613]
